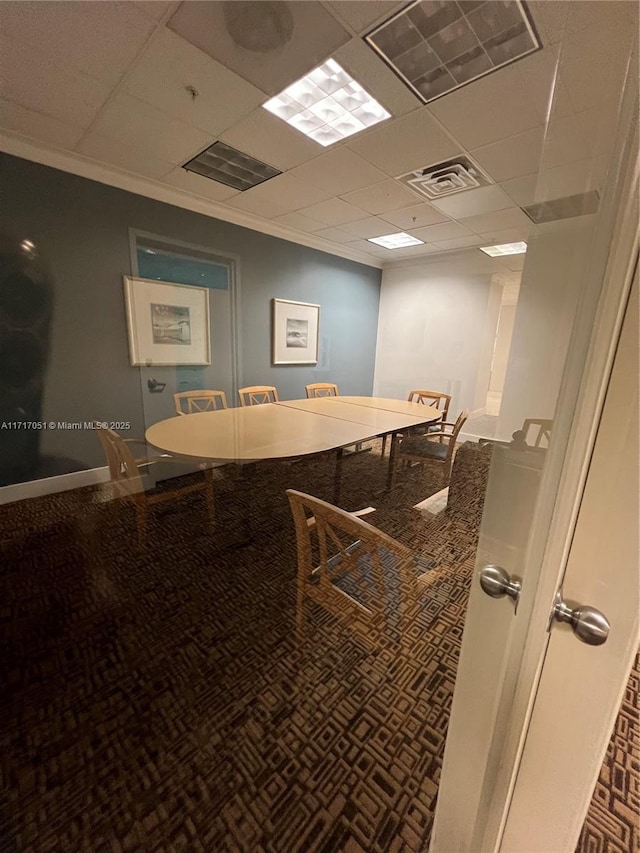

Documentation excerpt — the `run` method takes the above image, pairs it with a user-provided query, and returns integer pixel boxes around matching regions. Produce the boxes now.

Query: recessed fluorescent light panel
[263,58,391,147]
[366,0,540,104]
[183,141,281,191]
[479,242,527,256]
[368,232,425,249]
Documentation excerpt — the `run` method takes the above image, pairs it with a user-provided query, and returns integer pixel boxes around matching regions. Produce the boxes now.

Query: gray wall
[0,153,381,475]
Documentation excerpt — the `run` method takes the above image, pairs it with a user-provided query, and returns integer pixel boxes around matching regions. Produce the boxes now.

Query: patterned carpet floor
[0,441,636,852]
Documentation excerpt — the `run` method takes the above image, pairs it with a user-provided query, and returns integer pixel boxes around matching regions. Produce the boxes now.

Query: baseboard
[0,466,110,505]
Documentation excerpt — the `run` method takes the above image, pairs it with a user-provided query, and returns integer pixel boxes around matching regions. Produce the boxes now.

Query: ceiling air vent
[183,141,281,191]
[522,191,600,224]
[397,156,492,201]
[365,0,541,105]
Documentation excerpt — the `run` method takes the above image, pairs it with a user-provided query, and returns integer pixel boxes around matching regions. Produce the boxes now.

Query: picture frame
[272,298,320,365]
[123,276,211,367]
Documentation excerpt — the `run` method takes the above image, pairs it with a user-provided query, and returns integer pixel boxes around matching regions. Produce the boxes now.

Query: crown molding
[0,131,383,271]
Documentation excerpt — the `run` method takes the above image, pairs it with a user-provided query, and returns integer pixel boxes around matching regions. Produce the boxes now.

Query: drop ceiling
[0,1,635,272]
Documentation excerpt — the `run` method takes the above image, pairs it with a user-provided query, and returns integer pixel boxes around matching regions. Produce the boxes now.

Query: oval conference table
[146,396,442,502]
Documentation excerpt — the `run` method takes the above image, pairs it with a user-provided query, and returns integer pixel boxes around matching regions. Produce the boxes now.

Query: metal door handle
[479,565,522,610]
[551,591,610,645]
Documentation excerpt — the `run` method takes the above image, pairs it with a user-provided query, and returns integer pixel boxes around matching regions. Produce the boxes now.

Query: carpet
[0,441,636,851]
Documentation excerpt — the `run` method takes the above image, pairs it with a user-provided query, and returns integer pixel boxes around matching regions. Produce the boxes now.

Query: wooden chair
[174,389,227,415]
[286,489,418,648]
[305,382,339,398]
[238,385,279,406]
[408,389,451,420]
[381,389,452,456]
[391,409,469,487]
[96,426,214,547]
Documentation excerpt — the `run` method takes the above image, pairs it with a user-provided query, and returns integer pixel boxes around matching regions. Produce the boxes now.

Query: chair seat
[398,436,449,460]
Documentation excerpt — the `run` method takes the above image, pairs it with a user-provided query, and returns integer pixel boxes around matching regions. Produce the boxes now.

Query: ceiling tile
[287,148,387,196]
[225,191,291,220]
[123,29,265,137]
[220,108,320,171]
[431,185,514,218]
[475,226,533,244]
[168,1,350,96]
[312,226,361,244]
[536,157,607,202]
[297,197,368,225]
[541,114,595,171]
[333,37,420,118]
[574,103,623,159]
[428,58,549,150]
[432,236,484,250]
[345,239,393,256]
[347,107,460,175]
[75,131,175,179]
[133,1,176,23]
[380,202,449,229]
[0,1,155,87]
[558,15,636,114]
[562,0,637,37]
[162,167,240,202]
[341,180,418,215]
[499,173,538,207]
[471,128,545,183]
[89,93,212,165]
[272,212,327,232]
[340,217,397,239]
[458,207,533,235]
[226,173,330,212]
[0,35,112,128]
[0,98,85,149]
[527,1,568,45]
[326,2,406,35]
[409,221,474,242]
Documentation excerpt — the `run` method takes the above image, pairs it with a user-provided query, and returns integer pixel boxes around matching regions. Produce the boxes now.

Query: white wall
[373,263,501,414]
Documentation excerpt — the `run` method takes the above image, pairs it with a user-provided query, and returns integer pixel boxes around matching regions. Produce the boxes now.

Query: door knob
[551,591,610,646]
[479,565,522,609]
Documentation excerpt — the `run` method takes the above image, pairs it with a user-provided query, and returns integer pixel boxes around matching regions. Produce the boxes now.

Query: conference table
[146,396,442,502]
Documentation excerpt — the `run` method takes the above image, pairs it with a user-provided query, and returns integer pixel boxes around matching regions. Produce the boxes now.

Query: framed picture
[123,276,211,366]
[272,298,320,365]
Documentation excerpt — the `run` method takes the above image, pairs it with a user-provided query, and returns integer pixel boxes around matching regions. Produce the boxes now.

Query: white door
[430,4,639,849]
[502,254,639,851]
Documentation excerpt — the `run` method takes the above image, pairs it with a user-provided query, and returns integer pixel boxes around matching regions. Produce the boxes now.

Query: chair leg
[381,435,388,457]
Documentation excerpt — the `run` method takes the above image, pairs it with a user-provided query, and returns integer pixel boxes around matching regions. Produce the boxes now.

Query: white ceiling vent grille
[397,156,492,201]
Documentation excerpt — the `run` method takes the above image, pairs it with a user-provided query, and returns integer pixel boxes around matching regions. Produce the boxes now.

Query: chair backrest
[286,489,416,642]
[96,426,144,497]
[174,390,227,415]
[305,383,339,398]
[522,418,552,448]
[408,389,451,420]
[238,385,279,406]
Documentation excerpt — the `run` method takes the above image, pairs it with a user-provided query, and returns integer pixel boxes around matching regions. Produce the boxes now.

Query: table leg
[334,447,344,504]
[386,431,399,491]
